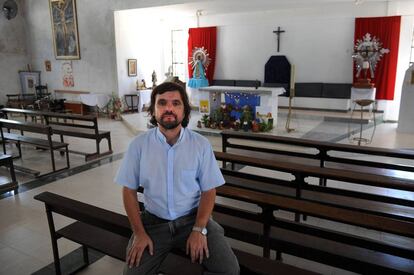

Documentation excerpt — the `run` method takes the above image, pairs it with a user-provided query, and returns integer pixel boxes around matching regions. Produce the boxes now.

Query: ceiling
[125,0,405,18]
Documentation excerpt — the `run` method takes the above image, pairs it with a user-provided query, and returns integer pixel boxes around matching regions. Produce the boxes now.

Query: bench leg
[1,139,6,154]
[275,251,282,261]
[107,136,112,152]
[8,158,17,185]
[96,139,100,155]
[82,245,90,265]
[45,206,62,275]
[17,141,22,158]
[59,135,65,156]
[50,150,56,172]
[65,146,70,169]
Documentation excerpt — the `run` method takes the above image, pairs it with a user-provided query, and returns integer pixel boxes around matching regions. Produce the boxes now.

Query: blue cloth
[225,93,260,120]
[188,61,209,88]
[115,127,225,220]
[188,78,209,88]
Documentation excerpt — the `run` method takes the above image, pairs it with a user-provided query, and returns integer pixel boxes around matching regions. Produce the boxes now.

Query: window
[171,29,187,81]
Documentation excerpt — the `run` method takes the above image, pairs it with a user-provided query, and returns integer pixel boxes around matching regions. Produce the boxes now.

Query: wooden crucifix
[273,26,285,52]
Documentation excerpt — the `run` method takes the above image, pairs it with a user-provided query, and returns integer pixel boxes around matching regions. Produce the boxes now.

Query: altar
[198,86,285,125]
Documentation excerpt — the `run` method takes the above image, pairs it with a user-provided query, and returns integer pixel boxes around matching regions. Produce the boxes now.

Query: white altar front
[198,86,285,125]
[80,94,111,108]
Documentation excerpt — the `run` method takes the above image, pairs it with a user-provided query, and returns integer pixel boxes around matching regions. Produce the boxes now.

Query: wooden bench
[0,119,70,176]
[43,112,112,161]
[221,130,414,186]
[6,93,36,109]
[214,184,414,274]
[1,107,46,123]
[0,153,17,194]
[34,191,317,275]
[1,108,113,161]
[215,151,414,224]
[213,151,414,273]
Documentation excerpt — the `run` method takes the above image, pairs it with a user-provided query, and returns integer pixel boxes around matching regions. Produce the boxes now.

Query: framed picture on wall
[19,71,41,94]
[49,0,80,60]
[128,59,137,76]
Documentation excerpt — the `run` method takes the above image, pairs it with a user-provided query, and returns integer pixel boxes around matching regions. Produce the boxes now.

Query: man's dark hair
[148,82,191,127]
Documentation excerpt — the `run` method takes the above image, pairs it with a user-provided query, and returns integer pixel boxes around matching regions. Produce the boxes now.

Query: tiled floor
[0,109,413,275]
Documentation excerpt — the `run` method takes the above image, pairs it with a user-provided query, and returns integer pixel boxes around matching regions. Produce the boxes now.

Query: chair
[348,99,376,146]
[124,94,139,113]
[35,84,49,99]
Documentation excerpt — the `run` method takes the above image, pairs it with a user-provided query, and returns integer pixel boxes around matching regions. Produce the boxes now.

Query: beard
[157,112,182,130]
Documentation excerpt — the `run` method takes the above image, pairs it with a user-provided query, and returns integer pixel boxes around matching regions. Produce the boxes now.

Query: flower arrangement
[108,93,123,120]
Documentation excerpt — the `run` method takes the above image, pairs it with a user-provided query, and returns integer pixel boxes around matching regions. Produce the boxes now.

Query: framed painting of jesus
[49,0,80,60]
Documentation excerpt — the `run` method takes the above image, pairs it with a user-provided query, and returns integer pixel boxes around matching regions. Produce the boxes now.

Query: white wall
[19,0,197,97]
[114,1,414,120]
[0,0,28,104]
[4,0,414,121]
[114,10,170,99]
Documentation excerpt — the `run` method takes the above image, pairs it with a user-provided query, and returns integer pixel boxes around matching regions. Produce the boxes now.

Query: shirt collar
[155,127,186,146]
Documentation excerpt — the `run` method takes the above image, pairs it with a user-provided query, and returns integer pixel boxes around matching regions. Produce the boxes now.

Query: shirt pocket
[181,169,199,193]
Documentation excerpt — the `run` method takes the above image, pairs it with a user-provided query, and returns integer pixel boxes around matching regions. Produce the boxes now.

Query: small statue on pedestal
[152,70,157,88]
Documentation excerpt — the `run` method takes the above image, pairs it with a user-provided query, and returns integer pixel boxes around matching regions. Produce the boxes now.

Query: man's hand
[126,231,154,268]
[186,231,209,264]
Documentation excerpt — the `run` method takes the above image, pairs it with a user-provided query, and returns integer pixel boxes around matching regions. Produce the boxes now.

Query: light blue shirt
[115,127,225,220]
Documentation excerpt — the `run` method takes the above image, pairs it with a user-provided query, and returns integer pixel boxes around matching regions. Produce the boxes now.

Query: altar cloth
[80,94,111,108]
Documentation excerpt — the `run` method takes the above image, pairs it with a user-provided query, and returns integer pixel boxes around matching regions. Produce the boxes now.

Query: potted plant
[108,93,123,120]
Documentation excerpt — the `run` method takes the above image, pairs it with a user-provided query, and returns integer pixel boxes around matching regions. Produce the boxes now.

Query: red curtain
[354,16,401,100]
[188,27,217,84]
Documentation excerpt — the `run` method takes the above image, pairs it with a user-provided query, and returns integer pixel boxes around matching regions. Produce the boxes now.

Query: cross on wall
[273,26,285,52]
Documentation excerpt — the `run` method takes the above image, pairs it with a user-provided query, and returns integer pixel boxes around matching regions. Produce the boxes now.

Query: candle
[290,64,296,97]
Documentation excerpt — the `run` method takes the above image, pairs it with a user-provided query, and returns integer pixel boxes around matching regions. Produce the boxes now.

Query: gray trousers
[124,210,239,275]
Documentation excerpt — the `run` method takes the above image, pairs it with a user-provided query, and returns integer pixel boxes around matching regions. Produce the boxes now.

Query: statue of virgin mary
[188,47,210,88]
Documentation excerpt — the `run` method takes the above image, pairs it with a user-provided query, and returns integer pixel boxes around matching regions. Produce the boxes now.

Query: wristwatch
[192,226,208,236]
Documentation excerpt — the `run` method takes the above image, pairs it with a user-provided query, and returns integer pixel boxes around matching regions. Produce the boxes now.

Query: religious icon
[128,59,137,76]
[188,47,210,88]
[152,70,157,88]
[199,100,209,113]
[45,60,52,71]
[49,0,80,59]
[352,33,389,88]
[62,61,74,87]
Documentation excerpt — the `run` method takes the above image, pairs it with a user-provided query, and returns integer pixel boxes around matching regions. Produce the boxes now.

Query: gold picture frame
[128,59,137,77]
[49,0,80,60]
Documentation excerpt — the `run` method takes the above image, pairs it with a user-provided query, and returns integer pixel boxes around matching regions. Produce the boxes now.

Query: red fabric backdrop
[354,16,401,100]
[188,27,217,84]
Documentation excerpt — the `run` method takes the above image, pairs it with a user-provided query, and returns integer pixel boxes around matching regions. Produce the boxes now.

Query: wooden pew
[215,151,414,225]
[1,107,44,122]
[34,179,414,274]
[221,130,414,186]
[214,185,414,274]
[1,108,112,161]
[0,154,17,194]
[34,191,317,275]
[0,119,70,176]
[43,112,112,161]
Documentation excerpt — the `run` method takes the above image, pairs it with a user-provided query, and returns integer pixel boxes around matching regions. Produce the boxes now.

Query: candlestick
[290,64,296,97]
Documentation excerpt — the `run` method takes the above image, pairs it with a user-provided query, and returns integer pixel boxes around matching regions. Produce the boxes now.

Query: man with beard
[115,82,239,275]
